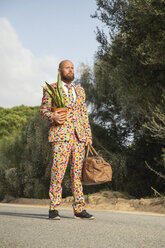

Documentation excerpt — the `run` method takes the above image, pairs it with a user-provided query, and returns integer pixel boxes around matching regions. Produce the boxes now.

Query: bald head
[59,60,73,69]
[58,60,74,84]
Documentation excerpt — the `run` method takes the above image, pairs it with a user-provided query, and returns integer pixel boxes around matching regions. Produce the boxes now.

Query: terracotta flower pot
[51,107,68,125]
[51,107,68,113]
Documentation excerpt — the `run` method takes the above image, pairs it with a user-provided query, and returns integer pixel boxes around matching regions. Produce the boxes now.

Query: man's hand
[52,110,67,125]
[85,139,92,146]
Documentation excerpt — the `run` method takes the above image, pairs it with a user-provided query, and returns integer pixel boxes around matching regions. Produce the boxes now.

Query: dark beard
[61,73,74,82]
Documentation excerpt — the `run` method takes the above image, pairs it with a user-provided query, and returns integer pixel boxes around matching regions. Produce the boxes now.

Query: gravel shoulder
[1,190,165,215]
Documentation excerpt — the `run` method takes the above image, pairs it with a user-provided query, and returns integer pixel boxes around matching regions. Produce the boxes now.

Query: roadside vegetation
[0,0,164,201]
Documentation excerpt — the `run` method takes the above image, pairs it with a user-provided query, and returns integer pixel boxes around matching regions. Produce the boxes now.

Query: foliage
[0,107,52,199]
[143,94,165,143]
[0,105,38,138]
[1,0,165,200]
[143,94,165,190]
[92,0,165,131]
[78,0,165,196]
[43,74,66,108]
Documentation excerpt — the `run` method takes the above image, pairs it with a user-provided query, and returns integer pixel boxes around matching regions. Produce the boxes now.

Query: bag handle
[90,144,99,156]
[86,144,93,158]
[86,144,99,158]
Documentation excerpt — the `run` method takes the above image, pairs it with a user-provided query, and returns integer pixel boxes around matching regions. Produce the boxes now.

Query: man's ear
[58,68,61,74]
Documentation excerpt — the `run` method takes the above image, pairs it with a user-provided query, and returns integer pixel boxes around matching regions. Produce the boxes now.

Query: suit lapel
[62,88,68,104]
[74,85,80,104]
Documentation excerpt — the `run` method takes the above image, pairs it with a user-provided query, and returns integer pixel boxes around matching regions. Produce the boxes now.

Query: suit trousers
[49,131,86,213]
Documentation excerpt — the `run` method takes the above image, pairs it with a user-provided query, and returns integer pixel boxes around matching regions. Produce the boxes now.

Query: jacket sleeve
[81,89,92,140]
[40,88,54,123]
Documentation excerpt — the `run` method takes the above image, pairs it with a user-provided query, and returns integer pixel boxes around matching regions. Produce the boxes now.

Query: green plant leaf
[44,88,57,106]
[57,74,66,107]
[45,82,56,96]
[43,80,66,108]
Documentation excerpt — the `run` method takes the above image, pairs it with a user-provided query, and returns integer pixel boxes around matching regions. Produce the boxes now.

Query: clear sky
[0,0,102,107]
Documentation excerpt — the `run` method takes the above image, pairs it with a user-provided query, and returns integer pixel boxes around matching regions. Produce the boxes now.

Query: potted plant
[43,73,67,115]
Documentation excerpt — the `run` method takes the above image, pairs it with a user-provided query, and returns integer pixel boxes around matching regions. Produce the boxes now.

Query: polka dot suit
[40,82,92,213]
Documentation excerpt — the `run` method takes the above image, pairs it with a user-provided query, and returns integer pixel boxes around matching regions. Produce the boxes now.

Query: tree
[92,0,165,132]
[0,105,38,138]
[78,0,165,196]
[0,108,52,199]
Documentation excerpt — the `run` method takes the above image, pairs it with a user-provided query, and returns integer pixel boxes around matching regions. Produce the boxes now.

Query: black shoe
[49,210,60,220]
[74,210,95,220]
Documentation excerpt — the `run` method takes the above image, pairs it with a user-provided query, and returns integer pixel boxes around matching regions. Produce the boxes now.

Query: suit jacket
[40,82,92,142]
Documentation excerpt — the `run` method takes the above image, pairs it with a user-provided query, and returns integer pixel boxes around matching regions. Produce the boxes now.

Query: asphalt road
[0,204,165,248]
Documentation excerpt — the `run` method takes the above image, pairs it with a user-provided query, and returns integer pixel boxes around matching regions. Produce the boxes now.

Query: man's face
[59,61,74,83]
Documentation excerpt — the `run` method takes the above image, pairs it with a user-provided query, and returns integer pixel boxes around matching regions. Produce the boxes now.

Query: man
[40,60,94,220]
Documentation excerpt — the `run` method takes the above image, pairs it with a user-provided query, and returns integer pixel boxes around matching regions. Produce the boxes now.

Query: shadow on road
[0,211,74,220]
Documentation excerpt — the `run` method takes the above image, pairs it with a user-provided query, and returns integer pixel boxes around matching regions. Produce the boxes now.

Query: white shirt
[62,81,77,102]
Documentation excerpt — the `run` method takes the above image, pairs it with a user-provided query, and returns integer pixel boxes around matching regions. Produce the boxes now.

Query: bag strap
[86,144,93,158]
[86,144,99,158]
[90,144,99,156]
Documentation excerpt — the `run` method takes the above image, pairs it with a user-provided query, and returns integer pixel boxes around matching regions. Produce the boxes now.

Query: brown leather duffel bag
[82,144,112,185]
